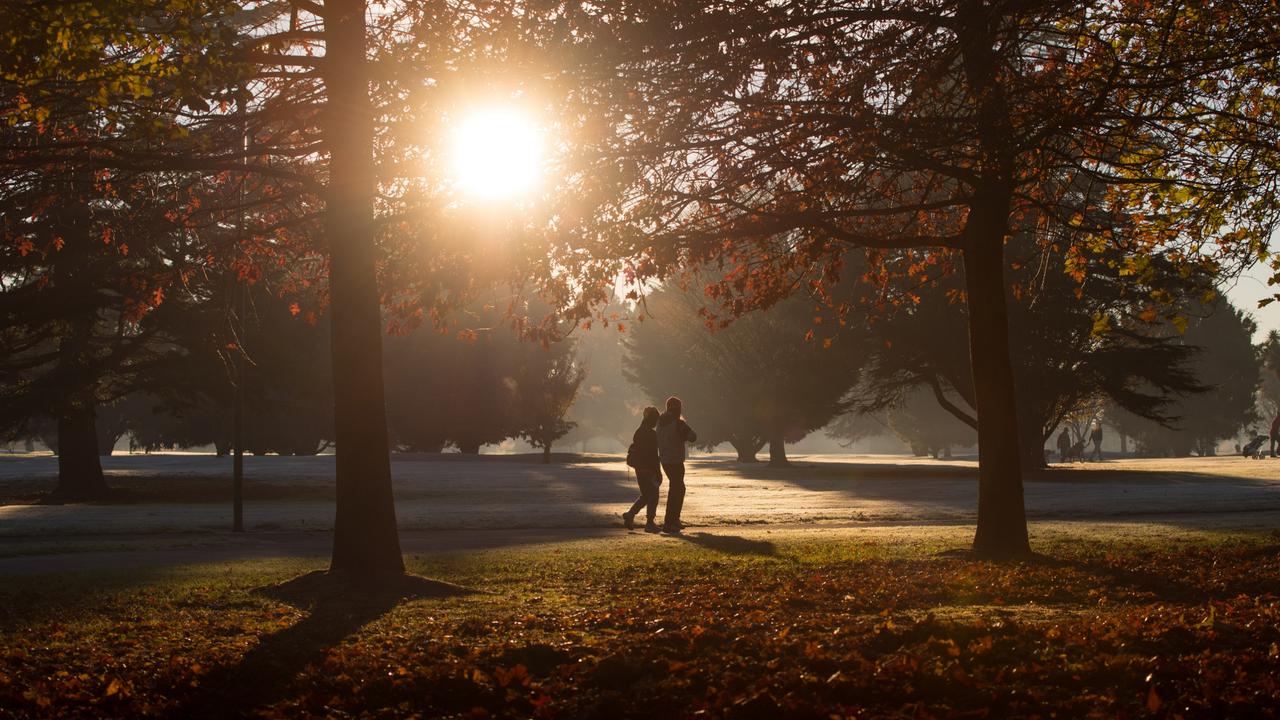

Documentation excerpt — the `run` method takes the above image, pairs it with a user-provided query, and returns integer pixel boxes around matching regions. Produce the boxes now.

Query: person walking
[656,396,697,534]
[1270,414,1280,457]
[1089,422,1104,462]
[622,406,662,533]
[1056,427,1072,464]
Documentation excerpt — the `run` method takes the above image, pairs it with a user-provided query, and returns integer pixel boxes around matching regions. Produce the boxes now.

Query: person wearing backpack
[656,396,697,534]
[622,406,662,532]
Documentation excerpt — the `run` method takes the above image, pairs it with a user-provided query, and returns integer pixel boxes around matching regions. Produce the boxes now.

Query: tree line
[5,238,1265,477]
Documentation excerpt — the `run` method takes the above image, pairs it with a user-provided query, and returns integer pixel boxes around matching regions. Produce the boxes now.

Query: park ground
[1,453,1279,717]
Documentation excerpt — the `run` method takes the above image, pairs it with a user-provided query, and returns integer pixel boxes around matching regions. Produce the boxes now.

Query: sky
[1223,260,1279,342]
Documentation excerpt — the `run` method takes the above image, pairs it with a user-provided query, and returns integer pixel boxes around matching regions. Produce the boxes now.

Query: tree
[851,236,1206,469]
[13,0,402,575]
[313,0,403,578]
[0,132,227,498]
[1257,331,1280,422]
[1111,297,1260,456]
[383,330,452,453]
[385,294,584,457]
[5,0,496,576]
[560,304,649,453]
[886,389,977,459]
[536,0,1280,556]
[516,349,585,463]
[624,283,863,465]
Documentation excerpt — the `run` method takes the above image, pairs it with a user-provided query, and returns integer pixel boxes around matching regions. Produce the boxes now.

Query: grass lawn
[2,526,1279,718]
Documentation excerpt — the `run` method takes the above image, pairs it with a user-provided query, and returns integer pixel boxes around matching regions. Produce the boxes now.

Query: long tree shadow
[171,571,475,718]
[1020,542,1280,604]
[702,456,1280,530]
[676,531,777,556]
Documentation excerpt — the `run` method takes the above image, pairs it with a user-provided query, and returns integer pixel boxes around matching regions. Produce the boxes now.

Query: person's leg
[623,471,649,529]
[661,462,686,530]
[639,469,659,521]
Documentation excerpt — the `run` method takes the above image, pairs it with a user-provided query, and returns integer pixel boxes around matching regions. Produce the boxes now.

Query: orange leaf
[1146,685,1162,713]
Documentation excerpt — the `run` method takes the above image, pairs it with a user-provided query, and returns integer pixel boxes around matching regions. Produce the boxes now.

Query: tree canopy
[527,0,1280,556]
[5,0,1280,564]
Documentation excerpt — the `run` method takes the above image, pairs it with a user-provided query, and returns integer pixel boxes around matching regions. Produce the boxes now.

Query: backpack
[625,442,639,468]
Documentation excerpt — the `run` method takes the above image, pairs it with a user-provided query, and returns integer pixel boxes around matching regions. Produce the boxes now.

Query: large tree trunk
[542,444,551,464]
[1020,429,1048,471]
[963,226,1031,559]
[323,0,404,580]
[728,436,760,463]
[54,405,109,500]
[768,431,788,466]
[957,1,1030,559]
[96,425,120,457]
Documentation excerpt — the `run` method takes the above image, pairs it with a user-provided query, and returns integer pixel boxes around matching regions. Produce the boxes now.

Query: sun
[449,107,545,201]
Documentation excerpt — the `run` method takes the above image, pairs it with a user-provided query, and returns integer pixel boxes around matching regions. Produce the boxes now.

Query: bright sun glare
[450,107,544,201]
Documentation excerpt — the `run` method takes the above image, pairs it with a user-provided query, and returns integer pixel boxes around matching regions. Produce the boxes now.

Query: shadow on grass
[174,570,475,717]
[1036,542,1280,603]
[937,541,1280,603]
[676,531,777,556]
[710,457,976,482]
[1026,466,1278,486]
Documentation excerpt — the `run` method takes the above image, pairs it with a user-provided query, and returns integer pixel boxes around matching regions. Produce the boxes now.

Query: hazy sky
[1224,261,1279,342]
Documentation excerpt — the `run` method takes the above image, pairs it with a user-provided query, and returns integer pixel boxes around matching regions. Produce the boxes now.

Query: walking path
[1,453,1277,574]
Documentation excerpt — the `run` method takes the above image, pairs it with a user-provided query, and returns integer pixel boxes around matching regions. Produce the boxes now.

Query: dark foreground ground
[2,525,1279,719]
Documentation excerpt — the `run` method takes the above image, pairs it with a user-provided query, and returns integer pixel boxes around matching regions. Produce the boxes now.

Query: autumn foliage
[2,534,1278,718]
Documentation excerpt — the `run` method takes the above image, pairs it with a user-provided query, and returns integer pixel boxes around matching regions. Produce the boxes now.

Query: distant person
[1089,422,1104,462]
[1270,414,1280,457]
[656,396,697,534]
[622,406,662,533]
[1057,428,1072,464]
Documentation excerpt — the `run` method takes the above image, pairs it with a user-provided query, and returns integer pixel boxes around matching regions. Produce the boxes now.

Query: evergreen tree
[516,350,585,463]
[561,307,649,453]
[624,283,865,465]
[385,295,583,457]
[852,238,1205,469]
[1111,298,1260,456]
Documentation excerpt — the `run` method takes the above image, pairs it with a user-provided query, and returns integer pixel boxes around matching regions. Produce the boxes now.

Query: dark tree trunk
[542,444,551,464]
[96,425,121,456]
[963,223,1031,559]
[54,406,109,500]
[1020,429,1048,471]
[458,441,480,454]
[323,0,404,580]
[729,437,760,463]
[768,431,788,466]
[956,2,1030,559]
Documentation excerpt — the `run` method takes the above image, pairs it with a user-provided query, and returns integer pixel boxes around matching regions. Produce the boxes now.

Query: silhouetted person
[1089,422,1104,462]
[622,406,662,533]
[1270,414,1280,457]
[657,396,697,534]
[1057,428,1072,464]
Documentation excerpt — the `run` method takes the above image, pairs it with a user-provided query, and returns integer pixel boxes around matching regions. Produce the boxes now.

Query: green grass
[2,529,1279,718]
